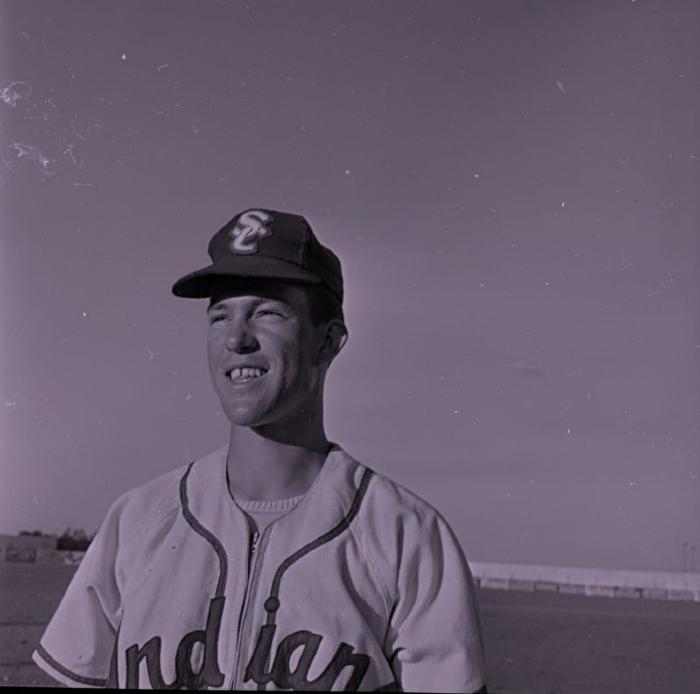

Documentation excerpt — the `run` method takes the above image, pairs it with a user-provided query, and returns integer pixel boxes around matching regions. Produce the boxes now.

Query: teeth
[229,367,265,380]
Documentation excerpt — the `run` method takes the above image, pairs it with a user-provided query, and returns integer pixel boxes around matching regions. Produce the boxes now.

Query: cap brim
[172,256,322,298]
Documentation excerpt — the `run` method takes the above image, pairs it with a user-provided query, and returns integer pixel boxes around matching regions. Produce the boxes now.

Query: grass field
[1,562,699,692]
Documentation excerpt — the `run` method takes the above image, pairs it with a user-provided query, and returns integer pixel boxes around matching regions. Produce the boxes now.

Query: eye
[255,308,285,318]
[208,314,227,324]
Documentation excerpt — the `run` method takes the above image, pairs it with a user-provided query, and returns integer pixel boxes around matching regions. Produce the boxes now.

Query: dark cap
[172,208,343,303]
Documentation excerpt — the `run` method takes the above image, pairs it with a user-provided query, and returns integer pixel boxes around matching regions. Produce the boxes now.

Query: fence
[470,561,700,602]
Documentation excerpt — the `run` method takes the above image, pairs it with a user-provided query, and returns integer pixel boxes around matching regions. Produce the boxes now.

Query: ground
[1,563,698,692]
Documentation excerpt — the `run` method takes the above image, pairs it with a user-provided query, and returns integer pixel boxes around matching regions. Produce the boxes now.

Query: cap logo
[229,210,272,254]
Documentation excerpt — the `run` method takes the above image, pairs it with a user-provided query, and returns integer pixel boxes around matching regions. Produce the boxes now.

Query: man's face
[206,279,326,429]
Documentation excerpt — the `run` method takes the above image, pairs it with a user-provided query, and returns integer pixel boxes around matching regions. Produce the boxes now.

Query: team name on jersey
[244,623,370,690]
[124,597,225,689]
[123,597,372,691]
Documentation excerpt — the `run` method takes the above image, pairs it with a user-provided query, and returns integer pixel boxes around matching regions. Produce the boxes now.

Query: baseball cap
[171,208,343,303]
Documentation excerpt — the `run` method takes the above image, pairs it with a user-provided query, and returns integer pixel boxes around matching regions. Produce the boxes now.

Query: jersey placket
[227,523,272,689]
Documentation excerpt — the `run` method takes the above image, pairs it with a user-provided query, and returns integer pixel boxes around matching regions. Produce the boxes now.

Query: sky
[1,0,699,572]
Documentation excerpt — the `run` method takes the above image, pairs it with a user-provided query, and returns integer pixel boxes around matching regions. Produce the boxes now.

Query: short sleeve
[385,513,487,693]
[32,498,124,688]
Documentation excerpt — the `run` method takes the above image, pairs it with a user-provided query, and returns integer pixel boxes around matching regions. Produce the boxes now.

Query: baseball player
[33,209,488,692]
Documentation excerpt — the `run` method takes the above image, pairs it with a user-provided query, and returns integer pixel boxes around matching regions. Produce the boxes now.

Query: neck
[226,417,330,502]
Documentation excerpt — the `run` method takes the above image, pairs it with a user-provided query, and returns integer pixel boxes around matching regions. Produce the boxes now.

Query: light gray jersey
[34,444,487,692]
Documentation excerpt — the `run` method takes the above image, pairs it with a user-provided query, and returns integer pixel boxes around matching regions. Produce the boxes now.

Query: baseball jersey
[32,444,487,691]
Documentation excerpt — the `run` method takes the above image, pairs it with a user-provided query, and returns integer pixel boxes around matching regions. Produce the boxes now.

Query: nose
[224,318,258,353]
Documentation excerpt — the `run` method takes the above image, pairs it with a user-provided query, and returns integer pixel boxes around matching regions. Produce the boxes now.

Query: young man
[33,209,488,692]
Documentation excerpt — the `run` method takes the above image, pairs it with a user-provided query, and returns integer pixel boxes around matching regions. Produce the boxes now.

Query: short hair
[304,283,345,327]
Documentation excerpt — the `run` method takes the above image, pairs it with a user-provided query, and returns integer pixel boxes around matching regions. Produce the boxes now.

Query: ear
[318,320,348,366]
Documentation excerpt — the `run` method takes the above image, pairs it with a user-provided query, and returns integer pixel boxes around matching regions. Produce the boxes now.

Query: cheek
[206,341,216,368]
[287,342,321,386]
[206,337,223,375]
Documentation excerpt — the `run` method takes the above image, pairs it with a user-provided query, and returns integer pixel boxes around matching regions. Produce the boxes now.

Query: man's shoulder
[367,468,444,522]
[109,444,227,524]
[336,448,446,528]
[339,451,470,596]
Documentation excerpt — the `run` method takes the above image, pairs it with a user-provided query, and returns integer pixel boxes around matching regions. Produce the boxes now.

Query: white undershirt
[237,495,304,534]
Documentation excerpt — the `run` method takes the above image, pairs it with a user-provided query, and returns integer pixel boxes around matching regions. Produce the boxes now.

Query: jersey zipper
[230,526,266,690]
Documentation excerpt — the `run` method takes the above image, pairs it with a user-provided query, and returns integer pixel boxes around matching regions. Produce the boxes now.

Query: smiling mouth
[226,367,268,383]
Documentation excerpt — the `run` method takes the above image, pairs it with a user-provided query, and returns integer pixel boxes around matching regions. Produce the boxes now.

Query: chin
[223,409,265,428]
[221,401,277,428]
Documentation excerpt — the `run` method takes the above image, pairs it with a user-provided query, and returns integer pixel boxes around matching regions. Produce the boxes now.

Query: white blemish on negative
[652,200,674,215]
[9,142,55,175]
[606,245,633,272]
[0,81,32,107]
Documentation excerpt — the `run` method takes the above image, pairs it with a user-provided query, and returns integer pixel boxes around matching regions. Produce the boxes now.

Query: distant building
[0,533,57,549]
[0,533,57,562]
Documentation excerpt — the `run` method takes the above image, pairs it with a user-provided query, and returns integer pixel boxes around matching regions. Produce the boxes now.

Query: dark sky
[1,0,699,572]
